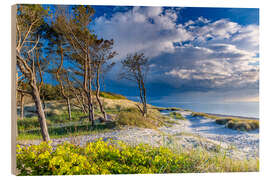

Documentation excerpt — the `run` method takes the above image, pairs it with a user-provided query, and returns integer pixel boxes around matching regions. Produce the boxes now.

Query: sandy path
[159,111,259,159]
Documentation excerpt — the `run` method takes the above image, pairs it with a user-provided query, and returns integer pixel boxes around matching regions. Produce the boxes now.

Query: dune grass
[99,91,127,100]
[191,112,259,131]
[115,107,166,129]
[169,112,186,120]
[191,112,217,119]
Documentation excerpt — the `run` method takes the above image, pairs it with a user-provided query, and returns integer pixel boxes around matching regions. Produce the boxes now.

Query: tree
[16,5,50,141]
[48,10,74,121]
[91,39,117,121]
[120,53,149,117]
[57,5,97,126]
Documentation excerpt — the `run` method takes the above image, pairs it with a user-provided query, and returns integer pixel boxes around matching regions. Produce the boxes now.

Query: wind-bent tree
[92,39,117,121]
[16,5,50,141]
[120,53,149,117]
[58,5,97,126]
[48,10,74,121]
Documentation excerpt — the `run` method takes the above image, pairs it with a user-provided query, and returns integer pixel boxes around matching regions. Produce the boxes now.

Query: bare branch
[17,88,32,95]
[27,35,40,54]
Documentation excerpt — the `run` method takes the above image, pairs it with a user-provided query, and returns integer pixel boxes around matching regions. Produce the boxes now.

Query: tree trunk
[96,94,107,121]
[66,97,72,121]
[30,81,50,141]
[95,67,107,121]
[87,93,95,126]
[79,90,87,114]
[141,80,147,116]
[20,93,24,119]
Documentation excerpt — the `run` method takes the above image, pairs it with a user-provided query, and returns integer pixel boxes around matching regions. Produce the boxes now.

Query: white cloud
[94,6,259,92]
[94,6,192,58]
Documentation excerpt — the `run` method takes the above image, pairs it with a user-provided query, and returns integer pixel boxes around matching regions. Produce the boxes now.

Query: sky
[88,6,259,104]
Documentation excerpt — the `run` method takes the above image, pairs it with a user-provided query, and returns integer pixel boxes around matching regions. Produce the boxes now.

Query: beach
[18,109,259,160]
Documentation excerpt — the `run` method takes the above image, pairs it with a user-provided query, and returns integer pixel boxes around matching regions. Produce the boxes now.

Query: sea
[150,101,259,119]
[127,96,259,119]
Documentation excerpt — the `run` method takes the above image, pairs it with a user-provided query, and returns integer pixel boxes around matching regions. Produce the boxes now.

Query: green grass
[17,122,115,140]
[18,110,87,132]
[191,112,259,131]
[17,108,117,140]
[17,106,166,140]
[99,91,127,100]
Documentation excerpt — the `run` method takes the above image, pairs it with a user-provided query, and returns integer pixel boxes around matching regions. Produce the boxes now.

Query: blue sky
[41,5,259,104]
[87,6,259,104]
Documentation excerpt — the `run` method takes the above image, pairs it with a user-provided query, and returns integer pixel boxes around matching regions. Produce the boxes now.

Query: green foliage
[40,84,63,101]
[18,117,52,132]
[16,139,259,175]
[17,4,50,33]
[99,91,127,100]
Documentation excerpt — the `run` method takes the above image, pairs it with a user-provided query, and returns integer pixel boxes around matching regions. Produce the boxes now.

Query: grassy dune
[191,112,259,131]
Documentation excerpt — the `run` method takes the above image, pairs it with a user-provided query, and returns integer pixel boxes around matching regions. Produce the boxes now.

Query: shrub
[16,139,259,175]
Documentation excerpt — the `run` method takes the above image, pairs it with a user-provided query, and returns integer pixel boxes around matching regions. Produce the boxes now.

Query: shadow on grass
[19,122,116,137]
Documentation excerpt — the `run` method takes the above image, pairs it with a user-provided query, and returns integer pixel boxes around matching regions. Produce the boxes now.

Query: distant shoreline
[198,112,259,120]
[154,106,259,120]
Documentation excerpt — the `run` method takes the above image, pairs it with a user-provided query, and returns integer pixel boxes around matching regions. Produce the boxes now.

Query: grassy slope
[17,92,164,140]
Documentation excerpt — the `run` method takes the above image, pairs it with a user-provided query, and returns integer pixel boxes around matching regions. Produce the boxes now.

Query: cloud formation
[93,6,259,97]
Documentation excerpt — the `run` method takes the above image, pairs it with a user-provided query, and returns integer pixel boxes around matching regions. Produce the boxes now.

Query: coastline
[202,112,259,120]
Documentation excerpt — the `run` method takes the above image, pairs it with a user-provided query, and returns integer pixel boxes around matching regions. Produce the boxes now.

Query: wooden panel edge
[11,4,18,176]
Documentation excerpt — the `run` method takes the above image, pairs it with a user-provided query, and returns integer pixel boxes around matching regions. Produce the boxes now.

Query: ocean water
[149,101,259,119]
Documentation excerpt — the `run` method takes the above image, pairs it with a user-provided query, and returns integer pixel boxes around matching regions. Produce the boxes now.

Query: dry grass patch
[115,108,165,129]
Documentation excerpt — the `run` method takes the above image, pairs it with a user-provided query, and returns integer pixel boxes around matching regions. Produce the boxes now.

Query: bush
[16,139,259,175]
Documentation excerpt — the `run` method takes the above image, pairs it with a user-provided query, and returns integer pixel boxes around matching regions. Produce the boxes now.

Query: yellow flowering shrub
[16,139,258,175]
